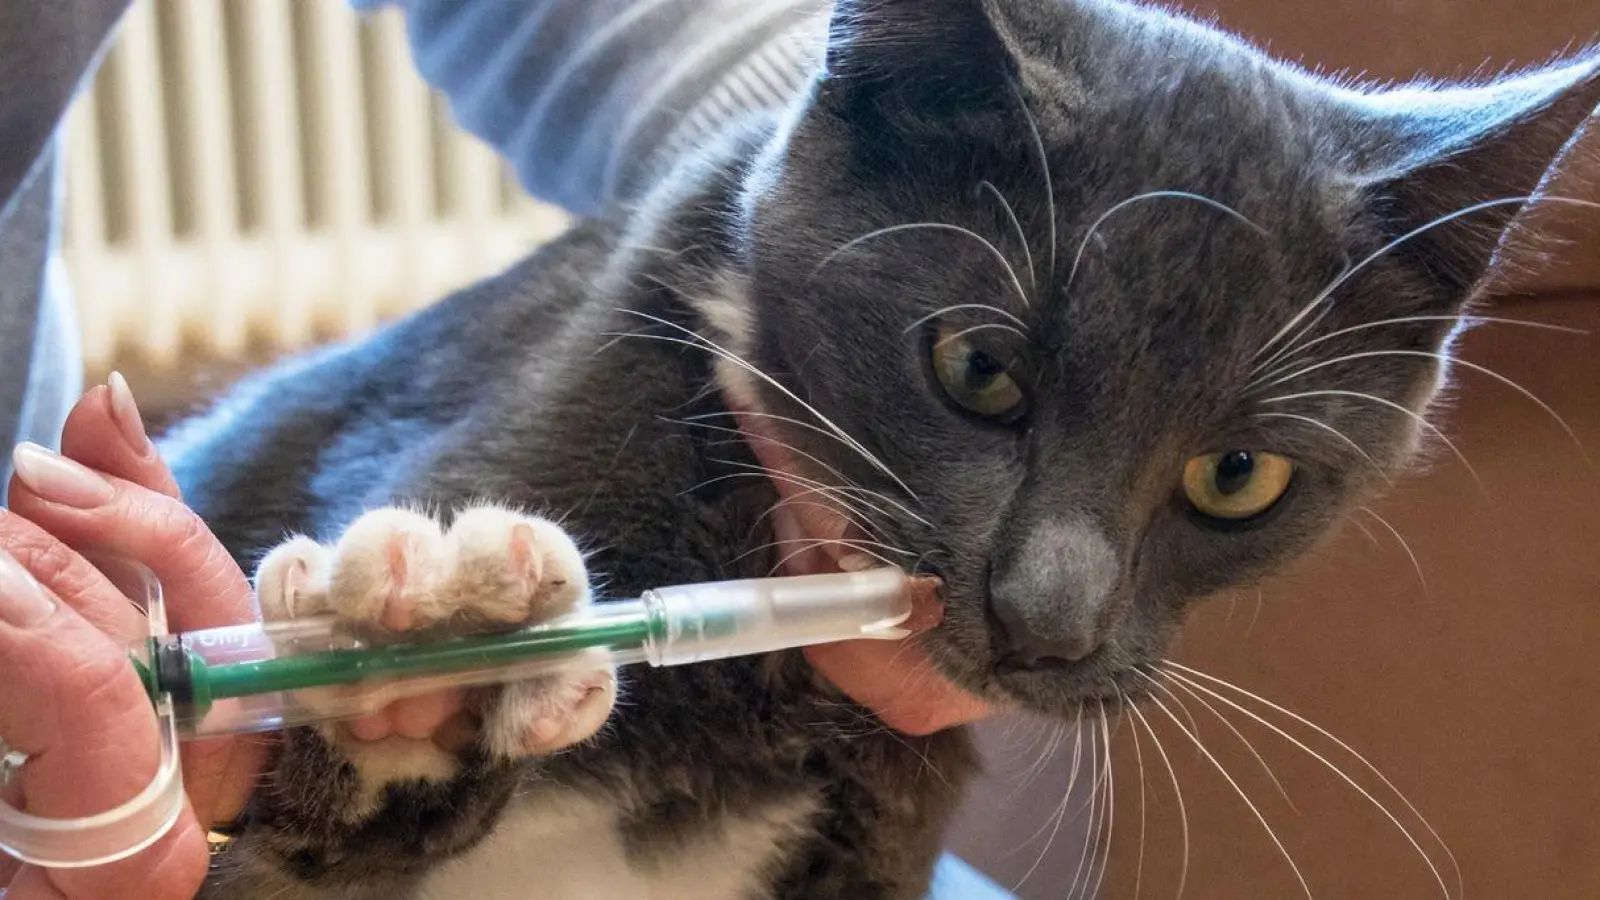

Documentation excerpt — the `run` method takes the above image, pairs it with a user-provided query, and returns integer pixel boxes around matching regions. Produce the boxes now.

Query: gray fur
[169,1,1600,897]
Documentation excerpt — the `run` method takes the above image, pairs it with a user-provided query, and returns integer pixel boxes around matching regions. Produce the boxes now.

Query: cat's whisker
[1348,516,1382,549]
[1009,84,1060,286]
[1154,675,1298,813]
[714,457,930,527]
[734,535,912,569]
[683,468,880,528]
[902,303,1029,334]
[1088,706,1118,900]
[765,541,907,577]
[809,221,1032,310]
[1250,412,1393,486]
[681,409,926,517]
[1066,710,1108,900]
[1017,708,1086,849]
[613,311,921,501]
[1010,719,1068,801]
[1116,686,1150,900]
[1015,716,1086,891]
[1359,507,1430,600]
[1256,389,1484,492]
[1254,349,1586,458]
[1162,665,1458,900]
[1252,314,1584,378]
[812,699,956,791]
[1138,671,1316,900]
[669,417,908,530]
[753,494,891,546]
[1254,195,1600,366]
[978,180,1037,297]
[1126,700,1188,900]
[1066,190,1269,295]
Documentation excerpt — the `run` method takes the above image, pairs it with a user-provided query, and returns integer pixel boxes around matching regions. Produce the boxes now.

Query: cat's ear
[1351,50,1600,296]
[817,0,1019,132]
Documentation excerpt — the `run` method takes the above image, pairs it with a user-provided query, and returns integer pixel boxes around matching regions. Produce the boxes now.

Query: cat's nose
[988,597,1102,665]
[986,517,1119,668]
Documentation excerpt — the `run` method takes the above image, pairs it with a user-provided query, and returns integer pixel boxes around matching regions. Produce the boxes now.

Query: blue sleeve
[0,1,127,502]
[354,0,830,216]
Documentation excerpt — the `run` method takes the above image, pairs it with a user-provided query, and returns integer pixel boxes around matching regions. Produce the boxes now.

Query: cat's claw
[254,504,616,777]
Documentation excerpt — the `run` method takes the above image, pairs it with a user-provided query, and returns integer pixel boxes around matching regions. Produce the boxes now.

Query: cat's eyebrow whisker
[1252,314,1585,378]
[1126,699,1188,900]
[613,311,921,501]
[1138,670,1316,900]
[1012,83,1058,284]
[1249,412,1393,487]
[978,180,1037,297]
[1116,686,1150,900]
[903,303,1029,334]
[810,221,1032,310]
[1359,507,1430,600]
[1256,389,1484,492]
[1254,349,1586,459]
[1066,190,1269,295]
[1253,194,1600,366]
[1162,664,1459,900]
[934,323,1030,346]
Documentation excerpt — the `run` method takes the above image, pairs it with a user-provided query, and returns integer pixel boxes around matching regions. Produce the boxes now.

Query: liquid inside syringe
[131,569,927,737]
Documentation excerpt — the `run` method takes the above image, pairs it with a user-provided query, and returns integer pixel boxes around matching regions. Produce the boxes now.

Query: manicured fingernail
[107,371,153,456]
[11,442,116,508]
[0,549,55,628]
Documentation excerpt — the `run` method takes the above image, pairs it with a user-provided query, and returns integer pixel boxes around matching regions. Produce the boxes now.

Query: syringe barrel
[642,568,913,666]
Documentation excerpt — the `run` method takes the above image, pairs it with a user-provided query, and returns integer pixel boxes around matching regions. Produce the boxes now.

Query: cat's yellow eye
[930,325,1026,422]
[1182,451,1295,521]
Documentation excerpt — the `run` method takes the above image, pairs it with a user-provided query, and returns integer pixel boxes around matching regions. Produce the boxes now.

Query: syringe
[129,568,928,738]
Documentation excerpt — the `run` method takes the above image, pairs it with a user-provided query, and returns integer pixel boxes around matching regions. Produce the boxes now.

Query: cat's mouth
[730,410,999,731]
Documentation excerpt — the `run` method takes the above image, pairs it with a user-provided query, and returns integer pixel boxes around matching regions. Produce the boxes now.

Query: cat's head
[702,0,1600,716]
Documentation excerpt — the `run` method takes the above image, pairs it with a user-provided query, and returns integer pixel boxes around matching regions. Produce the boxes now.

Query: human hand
[1,377,269,899]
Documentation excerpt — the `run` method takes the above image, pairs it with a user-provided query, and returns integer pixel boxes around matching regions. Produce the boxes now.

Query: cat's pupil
[1214,452,1256,495]
[965,350,1005,389]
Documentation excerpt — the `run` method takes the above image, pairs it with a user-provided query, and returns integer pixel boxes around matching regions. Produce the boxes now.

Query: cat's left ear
[1350,50,1600,297]
[816,0,1021,136]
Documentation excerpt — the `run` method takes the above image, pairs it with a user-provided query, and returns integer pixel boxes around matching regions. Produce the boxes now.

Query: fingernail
[107,371,153,457]
[11,442,116,508]
[0,550,55,628]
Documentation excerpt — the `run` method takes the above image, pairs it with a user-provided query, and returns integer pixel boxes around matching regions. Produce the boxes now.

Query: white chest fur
[417,790,819,900]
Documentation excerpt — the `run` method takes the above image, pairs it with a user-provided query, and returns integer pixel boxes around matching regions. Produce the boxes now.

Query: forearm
[358,0,830,216]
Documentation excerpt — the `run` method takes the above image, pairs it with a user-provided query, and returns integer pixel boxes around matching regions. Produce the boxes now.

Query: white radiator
[62,0,571,374]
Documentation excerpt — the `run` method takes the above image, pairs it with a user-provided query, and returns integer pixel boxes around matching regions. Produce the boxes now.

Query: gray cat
[168,0,1599,897]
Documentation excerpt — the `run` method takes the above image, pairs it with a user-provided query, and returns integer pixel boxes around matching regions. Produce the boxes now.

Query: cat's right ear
[816,0,1021,136]
[1345,50,1600,299]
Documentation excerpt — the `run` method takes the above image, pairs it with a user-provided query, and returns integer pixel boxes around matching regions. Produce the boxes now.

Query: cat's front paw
[255,505,617,778]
